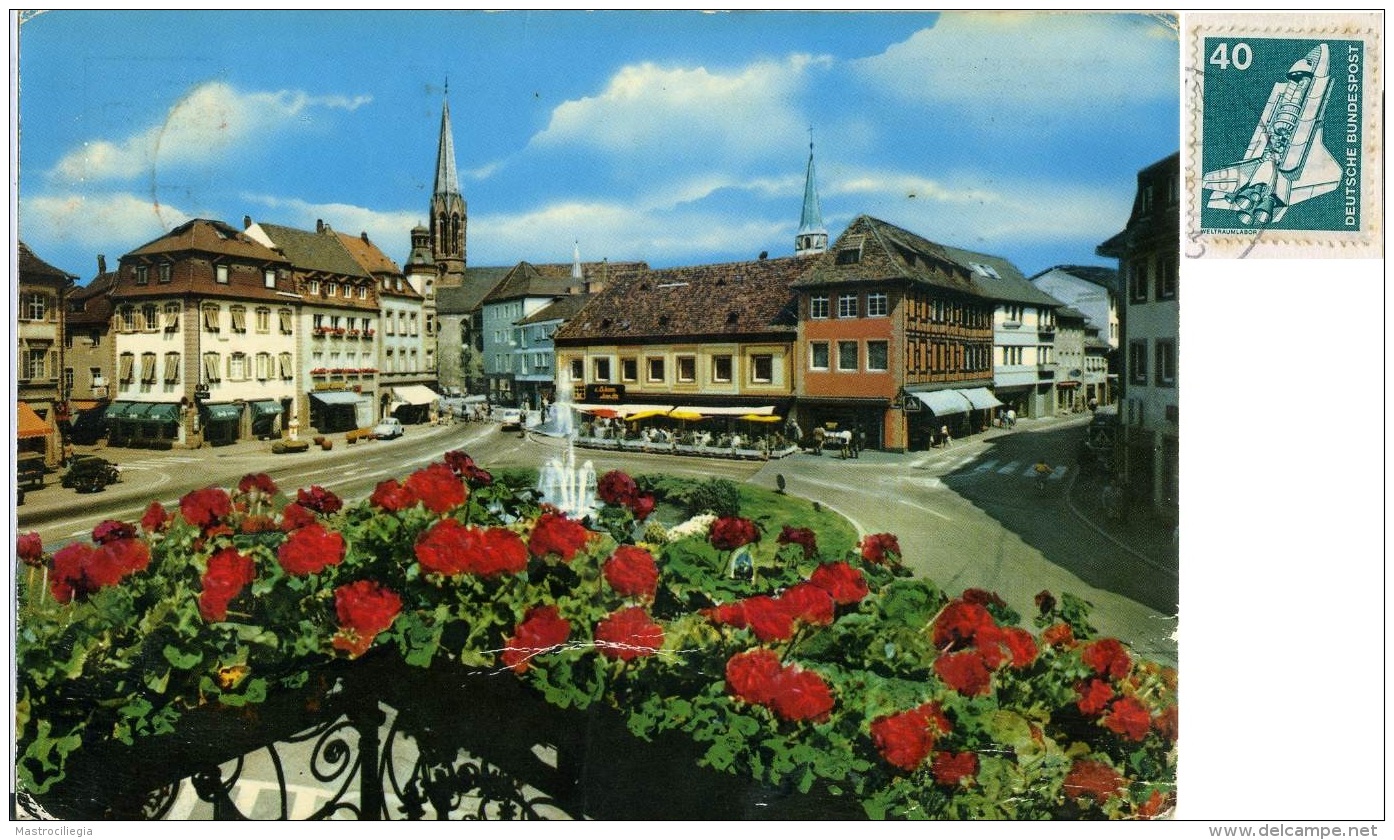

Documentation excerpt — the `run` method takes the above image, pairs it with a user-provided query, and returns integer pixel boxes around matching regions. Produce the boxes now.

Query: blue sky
[14,10,1178,283]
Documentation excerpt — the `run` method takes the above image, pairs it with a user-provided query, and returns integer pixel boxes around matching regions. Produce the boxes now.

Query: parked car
[1078,408,1120,473]
[61,456,121,493]
[496,408,523,431]
[372,417,405,440]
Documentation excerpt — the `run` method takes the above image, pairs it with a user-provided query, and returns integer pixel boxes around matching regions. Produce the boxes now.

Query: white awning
[393,385,441,406]
[909,390,972,415]
[957,388,1003,410]
[311,391,363,406]
[668,405,776,417]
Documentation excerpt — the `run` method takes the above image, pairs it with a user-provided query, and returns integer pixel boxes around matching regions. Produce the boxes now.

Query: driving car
[372,417,405,440]
[496,408,523,431]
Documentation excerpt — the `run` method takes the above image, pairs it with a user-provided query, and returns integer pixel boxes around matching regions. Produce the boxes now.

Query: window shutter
[164,353,180,383]
[141,354,156,383]
[280,309,292,334]
[231,308,246,332]
[120,354,135,383]
[279,352,292,379]
[204,306,219,331]
[203,353,220,383]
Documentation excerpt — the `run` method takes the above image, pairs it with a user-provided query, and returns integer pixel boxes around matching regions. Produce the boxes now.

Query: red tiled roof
[66,272,118,326]
[110,219,295,304]
[554,255,818,344]
[17,241,77,284]
[126,218,289,264]
[483,260,648,304]
[336,231,403,276]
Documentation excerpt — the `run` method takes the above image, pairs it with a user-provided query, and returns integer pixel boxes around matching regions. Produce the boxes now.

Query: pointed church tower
[795,134,828,256]
[431,85,467,286]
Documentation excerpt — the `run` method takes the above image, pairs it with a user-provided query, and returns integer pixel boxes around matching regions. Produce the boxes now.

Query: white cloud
[529,55,830,163]
[242,194,420,251]
[19,191,193,252]
[853,12,1176,113]
[50,82,372,184]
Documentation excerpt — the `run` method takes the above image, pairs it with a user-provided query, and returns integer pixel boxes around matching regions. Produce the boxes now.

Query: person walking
[940,424,952,448]
[1006,408,1017,429]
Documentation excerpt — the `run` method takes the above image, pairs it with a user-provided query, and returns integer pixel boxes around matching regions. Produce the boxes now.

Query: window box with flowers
[313,328,330,338]
[13,460,1176,822]
[347,329,361,339]
[333,328,347,338]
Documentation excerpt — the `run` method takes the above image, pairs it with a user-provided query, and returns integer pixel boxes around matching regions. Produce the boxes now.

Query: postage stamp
[1186,12,1383,258]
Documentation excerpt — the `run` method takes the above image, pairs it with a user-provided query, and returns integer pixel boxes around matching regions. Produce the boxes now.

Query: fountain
[534,367,597,518]
[536,443,598,520]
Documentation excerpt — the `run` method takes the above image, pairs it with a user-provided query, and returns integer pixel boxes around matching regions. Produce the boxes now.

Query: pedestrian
[1089,398,1098,414]
[853,426,866,459]
[940,424,952,448]
[1006,408,1016,429]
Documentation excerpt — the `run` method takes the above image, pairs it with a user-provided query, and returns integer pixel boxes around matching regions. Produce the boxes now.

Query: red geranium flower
[331,580,403,658]
[501,605,572,673]
[603,545,660,600]
[1154,705,1178,743]
[703,601,748,628]
[1062,759,1126,805]
[296,485,342,514]
[279,503,318,531]
[860,532,902,564]
[237,472,278,497]
[973,623,1010,670]
[49,539,149,602]
[776,525,818,559]
[1034,589,1057,615]
[1082,638,1131,680]
[1042,622,1076,648]
[1103,696,1152,741]
[198,547,256,622]
[725,648,784,706]
[528,512,593,562]
[276,523,345,576]
[1076,678,1115,716]
[17,532,44,567]
[933,600,996,649]
[777,583,834,627]
[709,516,759,551]
[768,665,835,723]
[140,500,169,534]
[239,515,278,534]
[597,469,639,508]
[404,463,468,515]
[1001,627,1039,669]
[809,561,869,605]
[871,704,949,771]
[1136,789,1173,819]
[445,450,493,485]
[962,588,1006,609]
[934,650,993,696]
[629,493,656,521]
[92,519,136,545]
[931,751,979,788]
[369,478,418,512]
[180,487,232,531]
[594,606,664,661]
[742,595,796,642]
[415,519,527,578]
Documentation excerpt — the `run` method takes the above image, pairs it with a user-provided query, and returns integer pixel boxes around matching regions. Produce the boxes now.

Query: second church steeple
[431,83,467,284]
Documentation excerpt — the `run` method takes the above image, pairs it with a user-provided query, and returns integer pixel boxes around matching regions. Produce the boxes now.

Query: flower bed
[14,453,1176,820]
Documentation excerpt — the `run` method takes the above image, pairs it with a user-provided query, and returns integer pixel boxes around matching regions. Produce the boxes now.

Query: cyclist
[1033,460,1052,491]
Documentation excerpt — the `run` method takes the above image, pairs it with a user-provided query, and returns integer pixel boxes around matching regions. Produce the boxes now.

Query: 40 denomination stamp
[1187,12,1382,258]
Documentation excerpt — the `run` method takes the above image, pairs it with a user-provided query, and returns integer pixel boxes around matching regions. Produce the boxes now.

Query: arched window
[450,213,461,254]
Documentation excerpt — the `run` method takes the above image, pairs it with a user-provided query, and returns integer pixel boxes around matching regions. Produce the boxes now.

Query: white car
[496,408,523,431]
[372,417,405,440]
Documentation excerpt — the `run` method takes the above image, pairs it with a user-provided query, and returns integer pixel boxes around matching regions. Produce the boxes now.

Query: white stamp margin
[1185,12,1383,259]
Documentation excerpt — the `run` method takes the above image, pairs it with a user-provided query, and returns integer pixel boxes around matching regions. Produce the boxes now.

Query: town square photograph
[5,8,1384,828]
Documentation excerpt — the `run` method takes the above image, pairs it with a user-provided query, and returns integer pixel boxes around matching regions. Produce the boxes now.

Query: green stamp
[1200,37,1361,232]
[1187,13,1382,257]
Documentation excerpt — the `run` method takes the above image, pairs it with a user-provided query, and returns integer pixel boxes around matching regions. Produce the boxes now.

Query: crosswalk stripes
[996,460,1020,475]
[973,459,999,472]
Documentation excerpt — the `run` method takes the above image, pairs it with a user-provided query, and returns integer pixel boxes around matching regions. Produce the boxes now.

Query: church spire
[795,130,828,256]
[430,83,467,284]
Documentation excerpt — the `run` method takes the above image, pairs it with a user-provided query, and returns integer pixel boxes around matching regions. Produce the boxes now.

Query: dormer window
[215,264,229,284]
[135,265,149,285]
[308,280,321,295]
[159,263,172,284]
[264,269,276,289]
[836,235,865,265]
[326,282,338,298]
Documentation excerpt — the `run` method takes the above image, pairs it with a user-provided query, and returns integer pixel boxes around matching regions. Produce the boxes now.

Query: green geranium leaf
[162,644,203,670]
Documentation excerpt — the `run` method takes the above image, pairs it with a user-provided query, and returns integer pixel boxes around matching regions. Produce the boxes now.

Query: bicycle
[1033,461,1051,491]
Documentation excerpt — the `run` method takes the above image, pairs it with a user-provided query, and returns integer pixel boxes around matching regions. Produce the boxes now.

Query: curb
[1062,470,1177,579]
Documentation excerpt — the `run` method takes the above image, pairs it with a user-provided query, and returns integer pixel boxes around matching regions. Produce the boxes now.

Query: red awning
[17,402,53,439]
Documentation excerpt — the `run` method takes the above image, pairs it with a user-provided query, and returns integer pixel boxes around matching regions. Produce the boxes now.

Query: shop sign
[585,384,625,403]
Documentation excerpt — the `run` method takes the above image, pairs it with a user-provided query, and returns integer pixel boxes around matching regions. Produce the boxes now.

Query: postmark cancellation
[1186,12,1382,258]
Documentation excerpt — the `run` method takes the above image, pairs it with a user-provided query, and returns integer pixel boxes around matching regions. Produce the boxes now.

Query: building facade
[17,241,76,466]
[246,220,382,434]
[106,219,296,448]
[555,256,813,424]
[1028,264,1120,407]
[1097,152,1179,517]
[792,216,996,452]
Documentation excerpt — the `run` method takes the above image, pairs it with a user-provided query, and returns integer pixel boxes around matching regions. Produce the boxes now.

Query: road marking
[997,461,1020,474]
[974,459,999,472]
[1050,466,1068,482]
